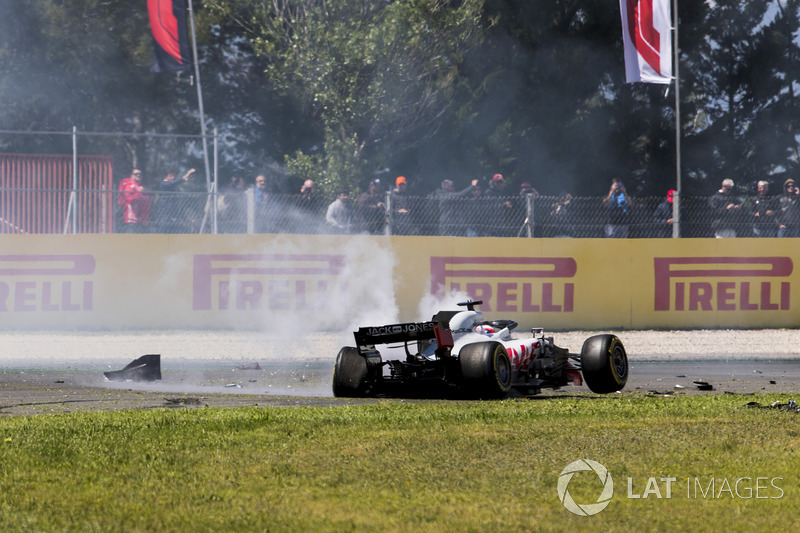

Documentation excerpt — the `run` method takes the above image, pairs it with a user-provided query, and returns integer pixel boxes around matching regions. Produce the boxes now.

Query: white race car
[333,300,628,399]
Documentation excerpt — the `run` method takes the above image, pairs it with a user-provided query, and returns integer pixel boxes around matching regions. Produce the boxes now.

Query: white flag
[620,0,672,84]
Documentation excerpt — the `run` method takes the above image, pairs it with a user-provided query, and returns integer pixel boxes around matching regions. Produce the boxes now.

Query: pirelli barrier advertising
[0,234,797,330]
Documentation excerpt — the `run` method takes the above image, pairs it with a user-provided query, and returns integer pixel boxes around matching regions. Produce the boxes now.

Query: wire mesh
[1,187,797,238]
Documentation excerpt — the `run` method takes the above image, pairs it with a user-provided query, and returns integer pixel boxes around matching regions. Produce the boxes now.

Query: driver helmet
[473,324,495,336]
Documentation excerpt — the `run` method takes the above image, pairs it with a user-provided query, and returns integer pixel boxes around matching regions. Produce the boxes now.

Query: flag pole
[672,0,681,238]
[187,0,211,194]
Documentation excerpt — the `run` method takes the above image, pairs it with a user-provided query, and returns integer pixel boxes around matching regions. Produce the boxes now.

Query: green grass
[1,394,799,532]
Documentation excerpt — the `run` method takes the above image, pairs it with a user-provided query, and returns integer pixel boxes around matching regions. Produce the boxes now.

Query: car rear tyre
[332,347,371,397]
[581,334,628,394]
[459,342,512,399]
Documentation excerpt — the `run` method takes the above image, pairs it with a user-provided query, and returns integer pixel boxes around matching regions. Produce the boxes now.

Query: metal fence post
[212,127,219,234]
[384,190,392,236]
[245,188,255,234]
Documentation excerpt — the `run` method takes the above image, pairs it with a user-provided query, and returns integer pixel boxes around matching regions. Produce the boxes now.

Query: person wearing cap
[652,189,677,238]
[708,178,744,238]
[519,182,539,197]
[482,173,515,236]
[391,176,412,235]
[778,178,800,238]
[750,180,778,237]
[356,178,386,234]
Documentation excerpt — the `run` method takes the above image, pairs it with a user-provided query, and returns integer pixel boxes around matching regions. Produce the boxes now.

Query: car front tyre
[580,334,628,394]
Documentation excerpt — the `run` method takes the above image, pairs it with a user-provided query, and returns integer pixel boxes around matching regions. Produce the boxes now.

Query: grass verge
[1,393,799,532]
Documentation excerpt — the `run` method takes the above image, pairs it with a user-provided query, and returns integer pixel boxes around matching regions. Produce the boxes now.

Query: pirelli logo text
[193,254,347,311]
[0,255,95,312]
[430,257,577,313]
[654,257,793,312]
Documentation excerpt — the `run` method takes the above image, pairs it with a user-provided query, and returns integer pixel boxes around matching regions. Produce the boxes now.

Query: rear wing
[354,315,455,354]
[354,321,437,348]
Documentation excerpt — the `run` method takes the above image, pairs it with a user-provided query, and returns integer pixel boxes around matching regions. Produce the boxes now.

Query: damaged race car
[332,300,628,399]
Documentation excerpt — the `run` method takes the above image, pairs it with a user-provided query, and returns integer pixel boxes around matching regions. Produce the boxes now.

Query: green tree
[206,0,485,194]
[675,1,800,194]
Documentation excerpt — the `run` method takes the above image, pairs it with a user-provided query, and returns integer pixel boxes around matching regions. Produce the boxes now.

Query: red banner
[148,0,192,73]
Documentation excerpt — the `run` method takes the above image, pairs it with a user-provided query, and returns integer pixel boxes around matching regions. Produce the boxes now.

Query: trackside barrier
[0,234,796,331]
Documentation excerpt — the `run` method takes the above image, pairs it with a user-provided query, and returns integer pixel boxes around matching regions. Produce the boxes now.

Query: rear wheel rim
[496,350,511,387]
[611,345,627,380]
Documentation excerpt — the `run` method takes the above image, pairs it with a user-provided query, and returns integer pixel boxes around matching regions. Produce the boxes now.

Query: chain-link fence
[2,187,797,237]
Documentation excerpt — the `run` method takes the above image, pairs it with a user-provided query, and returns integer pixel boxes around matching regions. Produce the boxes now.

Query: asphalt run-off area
[1,329,799,415]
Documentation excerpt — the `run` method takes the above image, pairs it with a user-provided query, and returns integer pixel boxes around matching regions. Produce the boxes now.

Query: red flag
[148,0,192,73]
[619,0,672,84]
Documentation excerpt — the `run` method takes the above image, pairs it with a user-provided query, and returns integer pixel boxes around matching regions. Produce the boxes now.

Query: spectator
[218,176,246,233]
[652,189,676,238]
[357,178,386,234]
[548,192,575,237]
[326,190,352,234]
[285,179,322,233]
[602,178,631,238]
[482,173,515,236]
[157,168,195,233]
[116,169,135,229]
[249,174,275,233]
[519,181,539,197]
[119,168,152,233]
[708,178,744,238]
[391,176,413,235]
[300,179,316,199]
[750,180,778,237]
[778,178,800,238]
[436,178,478,236]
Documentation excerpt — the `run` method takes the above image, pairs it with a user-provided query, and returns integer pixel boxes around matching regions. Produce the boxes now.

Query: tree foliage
[1,0,800,197]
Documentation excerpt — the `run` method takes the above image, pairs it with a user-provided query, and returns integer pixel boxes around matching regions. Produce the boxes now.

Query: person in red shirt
[118,169,152,233]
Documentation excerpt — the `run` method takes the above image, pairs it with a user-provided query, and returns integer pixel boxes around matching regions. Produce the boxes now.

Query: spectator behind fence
[437,178,479,236]
[548,192,575,237]
[157,168,194,233]
[750,180,778,237]
[218,176,246,233]
[391,176,413,235]
[602,178,631,238]
[652,189,676,238]
[708,178,744,238]
[284,179,322,233]
[249,174,275,233]
[119,168,152,233]
[357,178,386,234]
[326,190,352,234]
[482,173,515,236]
[778,178,800,238]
